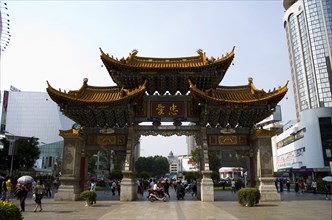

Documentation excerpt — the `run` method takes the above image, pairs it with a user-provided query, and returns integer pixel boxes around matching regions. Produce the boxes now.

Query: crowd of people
[0,174,331,213]
[135,177,198,199]
[0,176,59,212]
[274,177,331,199]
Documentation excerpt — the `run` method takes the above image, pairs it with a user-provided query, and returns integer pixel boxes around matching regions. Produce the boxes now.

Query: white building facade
[1,90,74,143]
[272,108,331,179]
[272,0,332,180]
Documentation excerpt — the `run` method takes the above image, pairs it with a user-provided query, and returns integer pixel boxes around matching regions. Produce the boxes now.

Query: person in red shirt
[300,180,306,193]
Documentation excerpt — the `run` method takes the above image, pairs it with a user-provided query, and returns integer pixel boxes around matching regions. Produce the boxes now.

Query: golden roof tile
[46,78,146,106]
[100,47,235,70]
[189,78,288,105]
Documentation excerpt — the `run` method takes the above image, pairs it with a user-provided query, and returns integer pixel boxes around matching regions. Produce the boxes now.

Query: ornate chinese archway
[47,48,287,202]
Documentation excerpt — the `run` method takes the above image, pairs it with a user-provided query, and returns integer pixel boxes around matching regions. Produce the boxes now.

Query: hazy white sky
[0,1,295,157]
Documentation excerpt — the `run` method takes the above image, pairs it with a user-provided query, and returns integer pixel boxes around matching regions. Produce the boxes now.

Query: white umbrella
[322,176,332,182]
[17,175,34,184]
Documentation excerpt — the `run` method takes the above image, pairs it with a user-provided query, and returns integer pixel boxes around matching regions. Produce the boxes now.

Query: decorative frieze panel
[208,135,248,146]
[86,134,127,146]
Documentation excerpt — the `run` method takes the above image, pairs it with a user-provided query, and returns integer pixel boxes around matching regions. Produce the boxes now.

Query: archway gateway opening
[47,48,287,201]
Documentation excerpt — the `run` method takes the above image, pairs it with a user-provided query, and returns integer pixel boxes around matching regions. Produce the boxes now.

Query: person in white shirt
[231,179,236,194]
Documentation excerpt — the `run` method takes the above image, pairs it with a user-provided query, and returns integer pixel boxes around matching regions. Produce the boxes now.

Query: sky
[0,0,295,157]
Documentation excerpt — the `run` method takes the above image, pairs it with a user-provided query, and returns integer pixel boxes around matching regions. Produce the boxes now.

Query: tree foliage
[0,137,40,173]
[135,155,169,177]
[184,171,199,182]
[138,171,150,179]
[189,147,201,170]
[87,153,97,174]
[211,170,220,181]
[208,151,222,172]
[87,150,126,175]
[109,169,123,180]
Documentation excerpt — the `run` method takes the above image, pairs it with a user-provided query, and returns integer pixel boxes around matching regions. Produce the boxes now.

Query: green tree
[184,171,198,182]
[208,151,222,172]
[98,149,126,172]
[138,171,150,179]
[109,169,123,180]
[153,156,169,176]
[98,149,112,172]
[189,147,201,170]
[0,137,40,173]
[87,152,97,174]
[211,171,220,181]
[135,155,169,177]
[112,150,126,170]
[135,156,154,174]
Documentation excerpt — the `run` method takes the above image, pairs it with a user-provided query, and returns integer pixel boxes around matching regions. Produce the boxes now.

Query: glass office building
[271,0,332,179]
[1,90,74,144]
[283,0,332,120]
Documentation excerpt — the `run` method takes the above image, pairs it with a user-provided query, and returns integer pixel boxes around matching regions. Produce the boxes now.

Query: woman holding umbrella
[15,184,28,212]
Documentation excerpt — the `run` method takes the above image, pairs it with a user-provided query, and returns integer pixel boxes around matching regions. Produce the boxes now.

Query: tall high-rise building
[271,0,332,180]
[283,0,332,120]
[1,90,74,144]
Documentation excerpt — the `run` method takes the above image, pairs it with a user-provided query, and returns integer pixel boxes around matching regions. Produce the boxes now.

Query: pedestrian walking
[324,182,331,200]
[5,178,12,202]
[231,179,236,194]
[111,181,117,196]
[137,179,144,197]
[279,178,284,192]
[300,180,306,193]
[191,179,197,197]
[163,179,170,198]
[90,179,97,204]
[311,180,317,194]
[117,181,121,196]
[34,180,44,212]
[275,178,279,192]
[18,185,28,212]
[1,178,7,201]
[294,179,300,194]
[44,181,52,198]
[104,181,111,193]
[286,179,291,192]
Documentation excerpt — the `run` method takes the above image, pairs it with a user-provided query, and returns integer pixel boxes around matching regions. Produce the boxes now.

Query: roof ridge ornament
[197,48,208,64]
[126,49,139,64]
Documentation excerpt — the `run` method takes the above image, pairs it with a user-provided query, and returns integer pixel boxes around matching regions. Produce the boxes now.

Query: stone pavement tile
[8,191,332,220]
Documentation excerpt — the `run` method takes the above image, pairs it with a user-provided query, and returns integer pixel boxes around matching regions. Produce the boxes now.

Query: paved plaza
[9,189,332,220]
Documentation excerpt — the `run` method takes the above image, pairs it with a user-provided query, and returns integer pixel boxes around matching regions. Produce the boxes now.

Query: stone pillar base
[120,171,136,201]
[258,177,280,201]
[200,171,214,202]
[54,177,81,201]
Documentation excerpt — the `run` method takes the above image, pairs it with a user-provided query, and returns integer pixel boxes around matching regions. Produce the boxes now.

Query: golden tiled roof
[100,47,235,71]
[189,77,288,105]
[46,78,146,106]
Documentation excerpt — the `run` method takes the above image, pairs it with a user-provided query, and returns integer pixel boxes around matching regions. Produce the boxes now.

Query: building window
[319,117,332,166]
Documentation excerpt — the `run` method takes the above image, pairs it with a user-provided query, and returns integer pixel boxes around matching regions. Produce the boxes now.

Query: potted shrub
[80,190,97,206]
[0,200,23,220]
[237,188,261,207]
